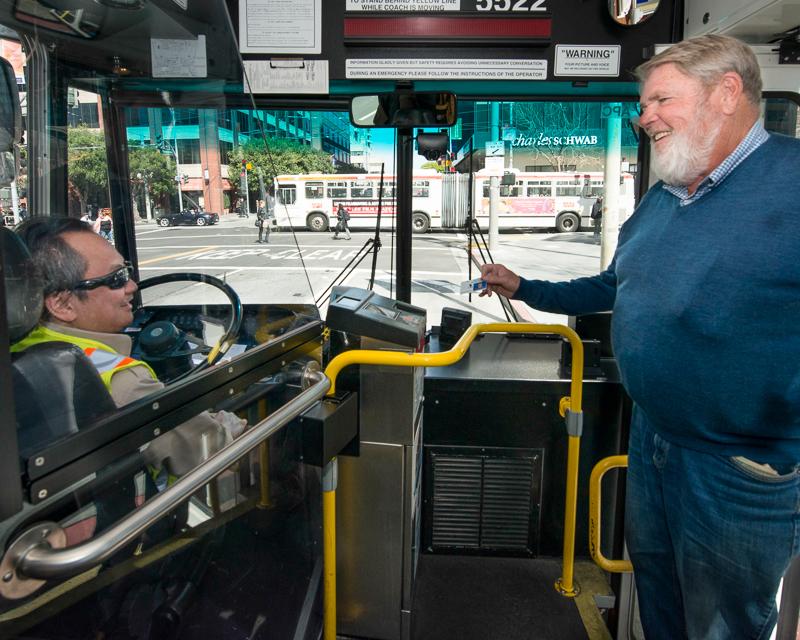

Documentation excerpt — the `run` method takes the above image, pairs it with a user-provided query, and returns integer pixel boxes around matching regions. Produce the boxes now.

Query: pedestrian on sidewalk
[332,203,351,240]
[237,198,249,218]
[255,198,272,244]
[93,208,113,242]
[591,196,603,242]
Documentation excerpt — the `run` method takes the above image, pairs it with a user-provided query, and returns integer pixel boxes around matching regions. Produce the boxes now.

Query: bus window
[527,181,551,197]
[555,183,581,197]
[500,184,521,197]
[381,182,396,198]
[412,180,430,198]
[351,180,373,198]
[327,181,347,199]
[305,181,324,198]
[278,184,297,205]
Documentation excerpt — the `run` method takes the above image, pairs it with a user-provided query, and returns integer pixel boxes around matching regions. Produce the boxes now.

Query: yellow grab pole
[322,459,337,640]
[320,323,585,639]
[555,434,582,596]
[589,455,633,573]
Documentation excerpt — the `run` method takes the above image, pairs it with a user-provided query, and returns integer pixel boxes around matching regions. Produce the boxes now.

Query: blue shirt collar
[662,121,769,205]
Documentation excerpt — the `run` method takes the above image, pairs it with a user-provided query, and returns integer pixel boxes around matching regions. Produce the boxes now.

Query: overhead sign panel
[554,45,621,77]
[346,0,550,10]
[343,16,551,43]
[346,0,461,8]
[346,58,547,80]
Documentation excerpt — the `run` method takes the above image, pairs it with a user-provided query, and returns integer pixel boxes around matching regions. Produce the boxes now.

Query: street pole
[143,174,152,221]
[174,144,184,212]
[489,176,499,251]
[244,168,250,214]
[489,102,501,251]
[10,180,19,225]
[169,109,184,212]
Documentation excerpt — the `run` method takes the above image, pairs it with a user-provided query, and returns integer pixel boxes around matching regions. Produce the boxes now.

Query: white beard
[650,112,721,187]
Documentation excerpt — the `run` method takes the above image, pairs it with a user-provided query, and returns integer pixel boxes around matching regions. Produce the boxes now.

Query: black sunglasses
[73,262,134,291]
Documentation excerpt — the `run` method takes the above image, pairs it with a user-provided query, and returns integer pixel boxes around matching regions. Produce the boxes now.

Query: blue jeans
[625,408,800,640]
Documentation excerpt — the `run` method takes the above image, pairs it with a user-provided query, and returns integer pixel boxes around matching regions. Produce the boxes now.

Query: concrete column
[601,103,622,270]
[199,109,224,214]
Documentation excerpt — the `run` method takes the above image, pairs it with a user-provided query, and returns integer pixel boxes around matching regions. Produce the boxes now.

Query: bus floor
[410,554,613,640]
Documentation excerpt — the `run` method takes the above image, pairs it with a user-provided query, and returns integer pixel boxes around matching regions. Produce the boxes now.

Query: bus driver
[12,217,244,479]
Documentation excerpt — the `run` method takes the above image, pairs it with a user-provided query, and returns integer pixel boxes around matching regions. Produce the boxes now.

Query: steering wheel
[134,273,243,383]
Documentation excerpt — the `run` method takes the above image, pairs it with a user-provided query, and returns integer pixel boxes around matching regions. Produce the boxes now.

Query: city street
[134,215,606,328]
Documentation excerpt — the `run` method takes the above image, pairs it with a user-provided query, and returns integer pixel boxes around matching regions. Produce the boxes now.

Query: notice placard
[243,60,329,94]
[554,45,620,77]
[151,36,207,78]
[347,58,546,80]
[346,0,460,9]
[239,0,321,54]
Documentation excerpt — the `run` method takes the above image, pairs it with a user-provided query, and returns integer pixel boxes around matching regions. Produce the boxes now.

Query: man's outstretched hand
[479,263,521,299]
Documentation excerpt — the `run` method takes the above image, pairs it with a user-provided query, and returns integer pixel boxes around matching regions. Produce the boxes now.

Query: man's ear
[44,291,78,324]
[718,72,745,115]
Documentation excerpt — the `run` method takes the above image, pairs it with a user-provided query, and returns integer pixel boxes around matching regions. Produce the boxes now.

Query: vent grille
[432,456,482,548]
[481,458,534,548]
[430,451,541,554]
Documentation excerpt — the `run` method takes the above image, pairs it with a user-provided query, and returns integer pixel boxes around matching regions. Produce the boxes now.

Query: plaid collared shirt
[662,122,769,206]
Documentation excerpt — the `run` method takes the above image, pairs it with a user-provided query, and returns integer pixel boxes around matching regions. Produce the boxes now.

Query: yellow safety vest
[12,325,174,487]
[11,325,158,391]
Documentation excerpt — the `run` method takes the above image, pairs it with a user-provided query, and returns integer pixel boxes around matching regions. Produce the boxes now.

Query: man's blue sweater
[515,134,800,463]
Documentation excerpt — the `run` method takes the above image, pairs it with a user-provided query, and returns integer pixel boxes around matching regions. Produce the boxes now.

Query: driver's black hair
[16,217,94,311]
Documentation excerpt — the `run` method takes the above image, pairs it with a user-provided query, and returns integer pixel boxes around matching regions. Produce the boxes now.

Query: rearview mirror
[0,57,21,188]
[350,92,457,128]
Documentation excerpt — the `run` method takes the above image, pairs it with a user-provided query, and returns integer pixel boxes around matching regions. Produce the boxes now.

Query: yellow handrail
[325,322,583,410]
[588,455,633,573]
[320,322,585,640]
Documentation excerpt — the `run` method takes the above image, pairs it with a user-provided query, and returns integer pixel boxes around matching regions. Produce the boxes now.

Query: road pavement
[134,213,605,329]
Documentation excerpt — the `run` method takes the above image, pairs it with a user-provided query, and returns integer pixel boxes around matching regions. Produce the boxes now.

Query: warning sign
[554,45,620,77]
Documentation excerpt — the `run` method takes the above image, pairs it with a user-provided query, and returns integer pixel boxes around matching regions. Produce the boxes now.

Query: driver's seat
[12,341,117,455]
[2,227,116,456]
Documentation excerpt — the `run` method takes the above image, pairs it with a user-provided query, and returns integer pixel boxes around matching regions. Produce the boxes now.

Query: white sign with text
[346,0,460,9]
[554,45,621,77]
[347,58,547,80]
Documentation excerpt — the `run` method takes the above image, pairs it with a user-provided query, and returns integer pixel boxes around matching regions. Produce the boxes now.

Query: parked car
[156,210,219,227]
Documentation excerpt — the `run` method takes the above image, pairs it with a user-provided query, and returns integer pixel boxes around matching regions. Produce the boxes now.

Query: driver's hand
[479,263,521,299]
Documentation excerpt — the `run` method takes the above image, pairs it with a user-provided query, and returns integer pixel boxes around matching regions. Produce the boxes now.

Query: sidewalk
[410,231,601,329]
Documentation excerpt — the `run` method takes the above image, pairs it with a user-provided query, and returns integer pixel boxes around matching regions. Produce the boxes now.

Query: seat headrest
[1,227,42,343]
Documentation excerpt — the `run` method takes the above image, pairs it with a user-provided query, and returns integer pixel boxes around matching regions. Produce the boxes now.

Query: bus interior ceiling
[0,1,798,640]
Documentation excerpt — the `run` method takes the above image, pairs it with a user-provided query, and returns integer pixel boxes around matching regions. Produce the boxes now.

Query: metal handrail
[319,322,585,639]
[14,370,330,581]
[588,454,633,573]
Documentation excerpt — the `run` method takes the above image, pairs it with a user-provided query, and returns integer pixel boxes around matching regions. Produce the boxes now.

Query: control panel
[327,286,426,351]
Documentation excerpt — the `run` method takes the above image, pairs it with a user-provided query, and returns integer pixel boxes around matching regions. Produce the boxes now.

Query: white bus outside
[470,171,636,233]
[274,172,444,234]
[274,170,635,234]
